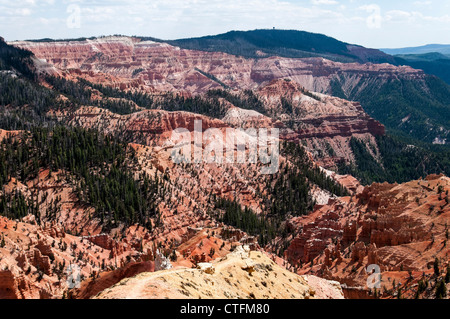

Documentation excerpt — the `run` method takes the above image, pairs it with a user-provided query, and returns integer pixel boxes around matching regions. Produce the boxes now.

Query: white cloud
[413,1,432,6]
[311,0,338,5]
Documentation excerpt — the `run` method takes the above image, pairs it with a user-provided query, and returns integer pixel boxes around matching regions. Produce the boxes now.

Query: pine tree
[435,280,447,299]
[445,265,450,284]
[434,258,440,277]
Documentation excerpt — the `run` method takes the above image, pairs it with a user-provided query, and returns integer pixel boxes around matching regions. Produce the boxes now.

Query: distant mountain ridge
[381,44,450,55]
[395,52,450,61]
[158,29,396,64]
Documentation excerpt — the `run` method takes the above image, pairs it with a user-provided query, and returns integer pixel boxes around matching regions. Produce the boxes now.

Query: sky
[0,0,449,48]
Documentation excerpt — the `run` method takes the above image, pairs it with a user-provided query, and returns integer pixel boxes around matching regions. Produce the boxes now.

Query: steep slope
[279,174,450,299]
[255,79,385,168]
[393,54,450,85]
[329,69,450,143]
[0,168,144,299]
[0,37,35,80]
[339,135,450,185]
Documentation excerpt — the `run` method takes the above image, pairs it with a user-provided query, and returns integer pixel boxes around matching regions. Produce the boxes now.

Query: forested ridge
[0,38,36,80]
[163,29,395,64]
[215,198,276,246]
[331,75,450,145]
[213,141,349,248]
[0,126,161,229]
[79,78,269,119]
[267,142,348,217]
[338,135,450,185]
